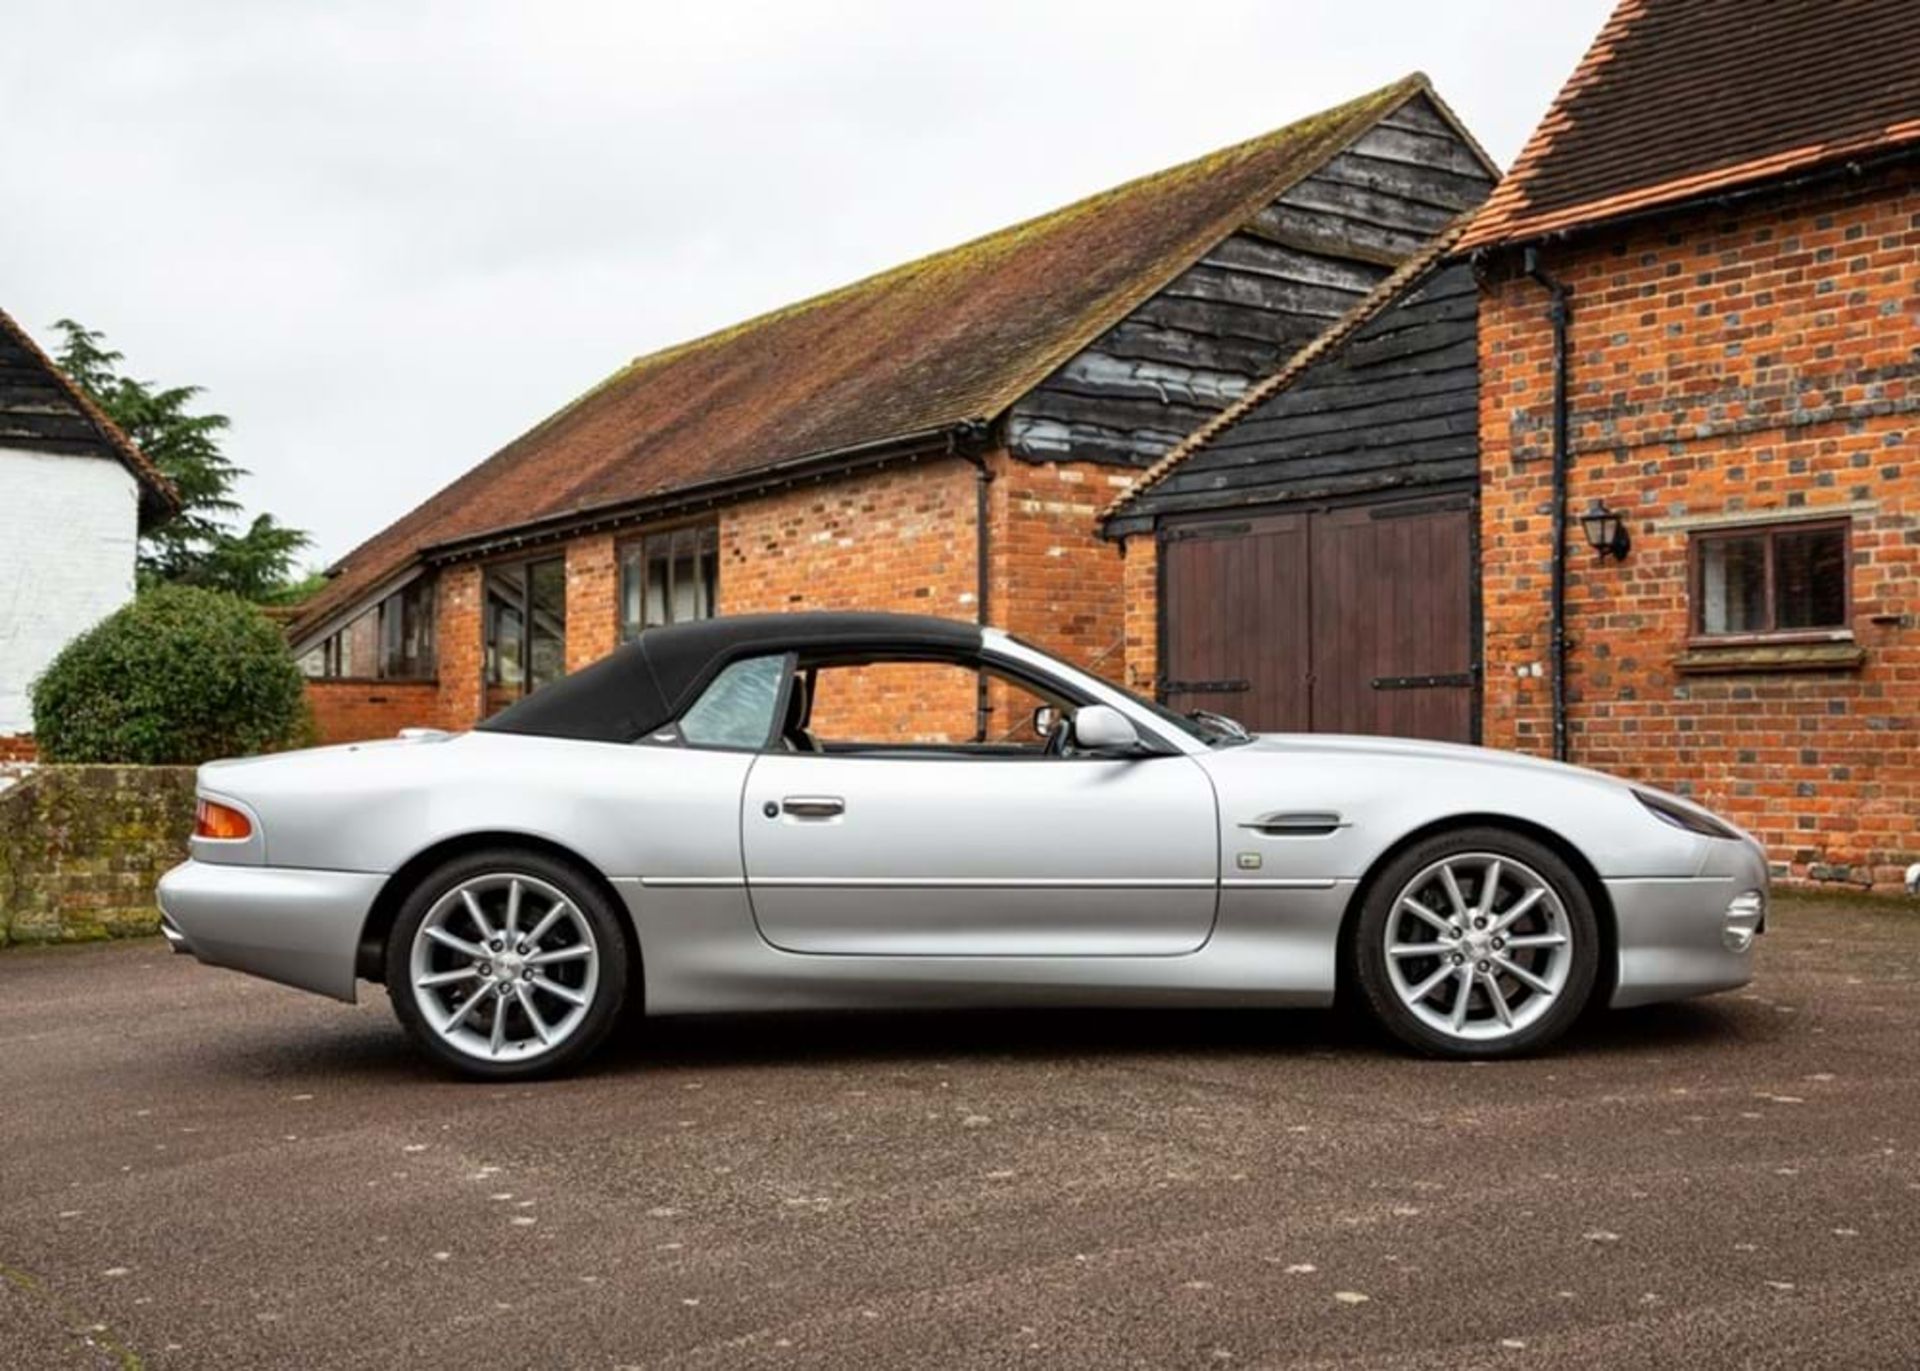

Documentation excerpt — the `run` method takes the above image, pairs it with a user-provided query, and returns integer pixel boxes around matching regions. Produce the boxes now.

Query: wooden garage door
[1160,493,1475,742]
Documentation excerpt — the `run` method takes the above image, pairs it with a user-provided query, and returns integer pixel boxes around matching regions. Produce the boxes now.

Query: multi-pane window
[485,557,567,713]
[620,523,717,641]
[1693,521,1848,638]
[298,576,437,680]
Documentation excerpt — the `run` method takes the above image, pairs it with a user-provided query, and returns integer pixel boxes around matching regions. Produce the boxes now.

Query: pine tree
[52,320,312,600]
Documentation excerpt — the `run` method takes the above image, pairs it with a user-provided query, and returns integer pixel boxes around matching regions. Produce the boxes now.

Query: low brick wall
[306,678,441,745]
[0,733,36,763]
[0,765,196,945]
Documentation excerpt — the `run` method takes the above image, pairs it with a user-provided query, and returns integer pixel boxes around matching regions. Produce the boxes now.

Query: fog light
[1724,890,1764,952]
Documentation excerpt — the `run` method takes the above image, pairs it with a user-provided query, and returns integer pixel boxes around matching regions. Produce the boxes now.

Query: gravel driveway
[2,893,1916,1369]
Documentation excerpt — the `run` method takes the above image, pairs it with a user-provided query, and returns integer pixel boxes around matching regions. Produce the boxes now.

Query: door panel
[1160,494,1475,743]
[741,752,1219,956]
[1309,499,1474,742]
[1161,513,1310,732]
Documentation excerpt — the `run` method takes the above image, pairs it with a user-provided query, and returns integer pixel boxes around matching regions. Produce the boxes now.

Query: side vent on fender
[1242,811,1348,838]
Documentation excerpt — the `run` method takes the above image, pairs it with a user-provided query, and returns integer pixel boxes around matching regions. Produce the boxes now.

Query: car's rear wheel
[1352,827,1598,1057]
[386,848,628,1079]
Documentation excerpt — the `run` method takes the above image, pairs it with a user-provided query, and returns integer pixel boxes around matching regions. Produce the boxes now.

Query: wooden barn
[289,74,1497,744]
[1102,226,1485,742]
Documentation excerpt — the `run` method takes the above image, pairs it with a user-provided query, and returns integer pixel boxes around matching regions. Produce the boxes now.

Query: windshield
[999,634,1251,747]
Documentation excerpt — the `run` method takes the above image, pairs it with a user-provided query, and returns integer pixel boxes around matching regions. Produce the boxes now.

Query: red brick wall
[305,680,442,744]
[436,564,485,732]
[720,457,982,739]
[565,534,619,671]
[308,450,1140,747]
[0,734,36,763]
[1118,533,1159,698]
[989,453,1133,677]
[1479,162,1918,888]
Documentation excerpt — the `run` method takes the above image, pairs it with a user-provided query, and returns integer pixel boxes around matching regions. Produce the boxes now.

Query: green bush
[31,585,307,764]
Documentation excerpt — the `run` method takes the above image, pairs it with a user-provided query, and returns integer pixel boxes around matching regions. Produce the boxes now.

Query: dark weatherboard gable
[1103,251,1479,536]
[1011,94,1494,470]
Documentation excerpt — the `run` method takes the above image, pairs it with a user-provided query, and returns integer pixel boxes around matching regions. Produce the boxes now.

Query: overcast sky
[2,0,1613,568]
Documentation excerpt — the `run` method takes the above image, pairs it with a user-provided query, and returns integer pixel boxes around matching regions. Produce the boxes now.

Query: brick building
[289,74,1495,746]
[1457,0,1918,888]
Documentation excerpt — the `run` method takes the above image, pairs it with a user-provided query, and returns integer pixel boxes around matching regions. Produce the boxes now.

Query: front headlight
[1634,788,1741,840]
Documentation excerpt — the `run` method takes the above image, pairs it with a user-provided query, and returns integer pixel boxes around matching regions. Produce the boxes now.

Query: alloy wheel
[407,872,601,1063]
[1381,852,1574,1043]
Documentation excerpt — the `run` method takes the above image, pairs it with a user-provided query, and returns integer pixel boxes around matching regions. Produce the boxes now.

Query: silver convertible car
[159,612,1766,1078]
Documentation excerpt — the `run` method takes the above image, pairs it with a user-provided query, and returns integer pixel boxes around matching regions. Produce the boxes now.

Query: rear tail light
[195,798,253,841]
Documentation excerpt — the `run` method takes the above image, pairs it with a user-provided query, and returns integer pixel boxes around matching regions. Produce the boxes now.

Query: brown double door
[1159,492,1476,742]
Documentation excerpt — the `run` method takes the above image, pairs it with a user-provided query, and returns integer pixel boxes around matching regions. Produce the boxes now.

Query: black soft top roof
[476,611,982,743]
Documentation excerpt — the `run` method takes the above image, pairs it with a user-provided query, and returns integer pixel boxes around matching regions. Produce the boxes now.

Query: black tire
[386,847,630,1080]
[1351,826,1599,1058]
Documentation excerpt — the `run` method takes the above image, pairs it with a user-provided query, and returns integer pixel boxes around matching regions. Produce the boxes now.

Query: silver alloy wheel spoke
[527,945,592,966]
[1494,955,1555,996]
[531,978,588,1009]
[1490,887,1546,935]
[522,901,569,948]
[1502,931,1566,951]
[410,872,600,1064]
[1478,859,1503,920]
[1399,899,1454,937]
[1382,851,1572,1043]
[1484,969,1515,1027]
[1408,962,1455,1002]
[424,926,485,959]
[1448,968,1472,1031]
[515,984,552,1045]
[442,989,489,1036]
[461,889,497,944]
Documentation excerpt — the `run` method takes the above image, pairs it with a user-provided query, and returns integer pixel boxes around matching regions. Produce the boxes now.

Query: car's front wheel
[1352,827,1598,1057]
[386,848,629,1079]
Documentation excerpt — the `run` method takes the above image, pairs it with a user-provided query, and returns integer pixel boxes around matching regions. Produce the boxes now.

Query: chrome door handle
[781,795,845,819]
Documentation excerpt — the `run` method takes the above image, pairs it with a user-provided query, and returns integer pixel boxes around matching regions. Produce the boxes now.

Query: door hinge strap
[1370,672,1477,691]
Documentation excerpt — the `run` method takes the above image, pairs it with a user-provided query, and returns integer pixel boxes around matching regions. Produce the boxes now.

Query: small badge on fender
[1236,852,1263,871]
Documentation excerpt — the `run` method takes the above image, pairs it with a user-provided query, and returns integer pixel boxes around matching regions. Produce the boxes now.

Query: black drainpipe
[1523,246,1572,763]
[952,420,995,741]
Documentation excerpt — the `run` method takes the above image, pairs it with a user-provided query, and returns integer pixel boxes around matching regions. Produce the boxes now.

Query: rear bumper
[1606,840,1769,1009]
[156,860,384,1003]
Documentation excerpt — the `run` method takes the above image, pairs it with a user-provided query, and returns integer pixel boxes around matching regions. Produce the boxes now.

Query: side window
[806,659,1064,749]
[678,654,786,750]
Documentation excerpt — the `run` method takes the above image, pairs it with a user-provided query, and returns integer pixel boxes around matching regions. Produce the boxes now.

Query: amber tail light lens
[194,799,253,841]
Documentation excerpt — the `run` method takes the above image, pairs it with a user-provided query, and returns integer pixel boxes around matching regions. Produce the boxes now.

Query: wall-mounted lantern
[1580,500,1631,561]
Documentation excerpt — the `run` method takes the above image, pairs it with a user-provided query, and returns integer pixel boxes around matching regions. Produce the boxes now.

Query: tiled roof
[291,76,1432,640]
[0,307,179,526]
[1101,218,1471,522]
[1458,0,1920,250]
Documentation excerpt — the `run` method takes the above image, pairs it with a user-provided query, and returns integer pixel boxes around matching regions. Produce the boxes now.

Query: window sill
[1672,643,1866,675]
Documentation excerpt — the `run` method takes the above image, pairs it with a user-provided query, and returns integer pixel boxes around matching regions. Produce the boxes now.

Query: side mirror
[1070,704,1144,756]
[1031,704,1059,739]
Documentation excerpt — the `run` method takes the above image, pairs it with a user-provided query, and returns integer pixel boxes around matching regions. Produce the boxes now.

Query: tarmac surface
[3,893,1918,1369]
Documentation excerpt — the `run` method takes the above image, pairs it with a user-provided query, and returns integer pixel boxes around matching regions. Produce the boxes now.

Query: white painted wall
[0,447,140,734]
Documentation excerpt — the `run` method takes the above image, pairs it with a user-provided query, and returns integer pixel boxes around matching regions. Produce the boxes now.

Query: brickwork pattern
[305,680,441,744]
[436,564,485,732]
[0,765,195,945]
[565,535,620,670]
[1119,534,1160,698]
[1479,163,1918,887]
